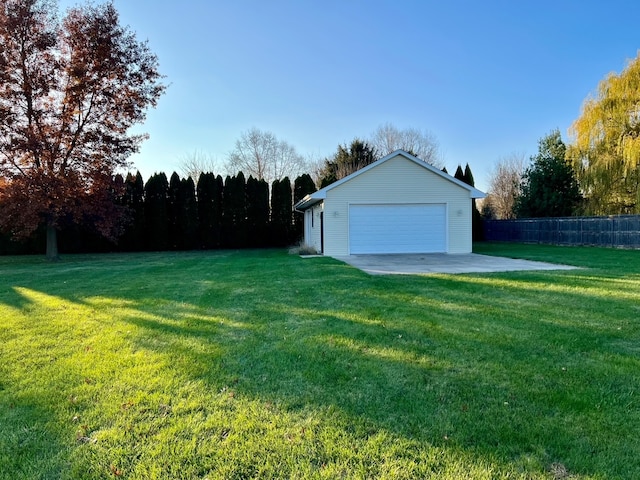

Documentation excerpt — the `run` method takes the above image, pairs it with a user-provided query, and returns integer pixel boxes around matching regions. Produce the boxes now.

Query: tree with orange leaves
[0,0,165,259]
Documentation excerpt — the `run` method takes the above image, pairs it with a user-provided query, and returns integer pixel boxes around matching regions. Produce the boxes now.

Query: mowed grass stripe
[0,245,638,479]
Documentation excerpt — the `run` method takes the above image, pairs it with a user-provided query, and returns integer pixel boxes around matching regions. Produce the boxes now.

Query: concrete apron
[332,253,579,276]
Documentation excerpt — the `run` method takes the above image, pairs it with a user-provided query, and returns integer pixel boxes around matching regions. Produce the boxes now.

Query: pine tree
[516,130,581,218]
[319,140,377,187]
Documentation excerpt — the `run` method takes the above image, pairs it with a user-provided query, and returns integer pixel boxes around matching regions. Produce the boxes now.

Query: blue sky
[61,0,640,191]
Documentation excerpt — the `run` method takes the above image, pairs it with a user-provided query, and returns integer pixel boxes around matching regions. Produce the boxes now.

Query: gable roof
[294,150,485,211]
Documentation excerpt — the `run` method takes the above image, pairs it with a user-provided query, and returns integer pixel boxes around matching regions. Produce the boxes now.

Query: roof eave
[470,188,486,199]
[294,193,324,212]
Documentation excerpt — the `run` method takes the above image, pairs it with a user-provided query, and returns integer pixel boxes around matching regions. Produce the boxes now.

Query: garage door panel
[349,204,446,254]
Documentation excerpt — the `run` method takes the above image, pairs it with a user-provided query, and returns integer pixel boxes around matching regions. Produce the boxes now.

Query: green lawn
[0,244,638,479]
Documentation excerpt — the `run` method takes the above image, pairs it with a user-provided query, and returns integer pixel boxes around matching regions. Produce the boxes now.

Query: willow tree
[0,0,165,259]
[568,53,640,214]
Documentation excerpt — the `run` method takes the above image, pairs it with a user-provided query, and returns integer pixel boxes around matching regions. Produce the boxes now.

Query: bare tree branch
[486,153,527,219]
[226,127,306,185]
[178,150,222,182]
[369,122,443,168]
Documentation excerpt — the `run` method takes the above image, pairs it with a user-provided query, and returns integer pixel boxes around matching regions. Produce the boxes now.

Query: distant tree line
[0,171,317,255]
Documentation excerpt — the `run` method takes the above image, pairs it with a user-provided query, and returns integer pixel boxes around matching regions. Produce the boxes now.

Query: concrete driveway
[332,253,578,275]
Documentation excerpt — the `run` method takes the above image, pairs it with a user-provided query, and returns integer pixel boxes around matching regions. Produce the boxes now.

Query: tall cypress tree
[293,174,316,242]
[144,173,169,251]
[293,173,316,203]
[271,177,293,246]
[462,163,484,241]
[167,172,182,250]
[197,172,223,249]
[463,164,475,186]
[121,171,145,251]
[180,177,198,250]
[454,165,465,182]
[223,173,247,248]
[222,175,234,248]
[270,179,281,247]
[246,176,270,247]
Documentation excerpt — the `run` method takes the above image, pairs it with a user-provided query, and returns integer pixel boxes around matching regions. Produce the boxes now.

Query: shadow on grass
[0,394,74,480]
[1,249,639,478]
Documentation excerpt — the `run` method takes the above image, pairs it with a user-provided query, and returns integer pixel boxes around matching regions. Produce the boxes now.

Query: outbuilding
[294,150,485,256]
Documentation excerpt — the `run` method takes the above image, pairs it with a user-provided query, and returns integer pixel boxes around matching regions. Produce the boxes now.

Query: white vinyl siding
[321,155,473,255]
[349,204,446,254]
[304,204,323,253]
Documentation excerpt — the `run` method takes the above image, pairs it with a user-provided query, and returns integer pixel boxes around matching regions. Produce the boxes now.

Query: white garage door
[349,204,446,254]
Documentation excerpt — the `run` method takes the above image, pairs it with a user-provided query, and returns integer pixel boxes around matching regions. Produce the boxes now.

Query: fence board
[484,215,640,248]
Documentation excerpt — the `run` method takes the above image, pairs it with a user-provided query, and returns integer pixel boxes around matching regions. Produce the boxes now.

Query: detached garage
[294,150,485,256]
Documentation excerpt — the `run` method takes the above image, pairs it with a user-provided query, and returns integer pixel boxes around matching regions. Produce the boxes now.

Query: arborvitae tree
[106,173,127,250]
[293,173,317,242]
[271,177,293,246]
[197,172,223,249]
[245,176,257,246]
[454,165,465,182]
[179,177,199,250]
[223,172,248,248]
[293,173,317,203]
[120,171,145,251]
[270,178,281,246]
[144,173,169,251]
[167,172,182,250]
[463,164,474,186]
[246,176,270,247]
[460,163,484,241]
[222,175,234,248]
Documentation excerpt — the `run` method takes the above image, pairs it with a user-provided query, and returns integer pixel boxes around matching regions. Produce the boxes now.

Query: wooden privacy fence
[484,215,640,248]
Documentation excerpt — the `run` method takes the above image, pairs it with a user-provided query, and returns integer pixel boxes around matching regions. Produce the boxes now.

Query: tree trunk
[46,224,59,261]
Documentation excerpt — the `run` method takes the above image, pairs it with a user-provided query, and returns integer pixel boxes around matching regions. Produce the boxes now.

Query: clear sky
[61,0,640,191]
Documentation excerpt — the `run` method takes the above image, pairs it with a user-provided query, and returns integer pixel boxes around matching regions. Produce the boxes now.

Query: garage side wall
[304,203,324,254]
[322,155,473,255]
